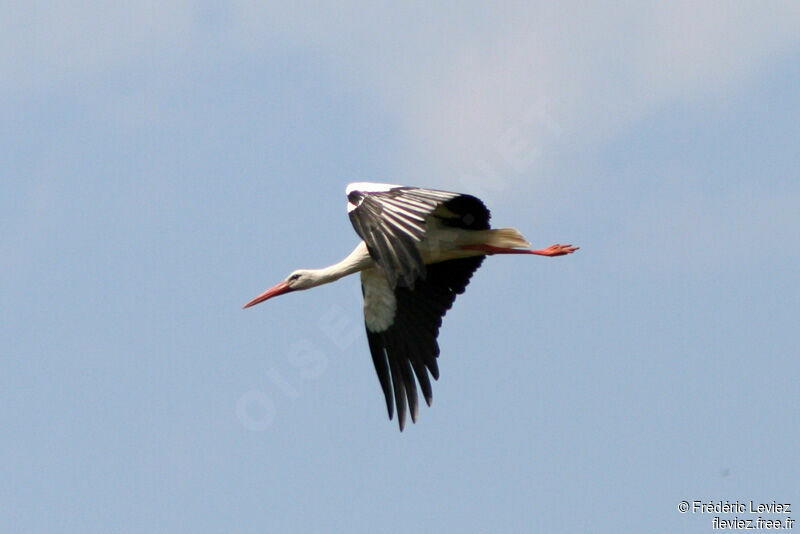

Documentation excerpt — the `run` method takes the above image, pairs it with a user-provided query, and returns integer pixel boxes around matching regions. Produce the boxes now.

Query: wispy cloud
[4,2,799,191]
[225,3,800,191]
[1,2,195,93]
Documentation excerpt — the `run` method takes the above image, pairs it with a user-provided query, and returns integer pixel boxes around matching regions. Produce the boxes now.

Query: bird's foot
[530,244,579,257]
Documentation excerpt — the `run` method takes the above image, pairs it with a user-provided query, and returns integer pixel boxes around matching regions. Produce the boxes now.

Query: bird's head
[283,269,318,290]
[242,269,318,309]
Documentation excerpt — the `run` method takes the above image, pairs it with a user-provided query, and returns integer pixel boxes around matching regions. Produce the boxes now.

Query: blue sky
[2,3,799,533]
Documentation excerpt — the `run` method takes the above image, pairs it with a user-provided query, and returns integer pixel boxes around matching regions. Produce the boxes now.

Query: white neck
[309,241,373,287]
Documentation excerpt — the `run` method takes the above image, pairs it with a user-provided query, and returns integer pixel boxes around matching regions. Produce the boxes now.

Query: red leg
[460,243,578,256]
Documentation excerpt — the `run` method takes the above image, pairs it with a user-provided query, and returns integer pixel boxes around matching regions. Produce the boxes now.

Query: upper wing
[362,256,485,431]
[347,183,489,288]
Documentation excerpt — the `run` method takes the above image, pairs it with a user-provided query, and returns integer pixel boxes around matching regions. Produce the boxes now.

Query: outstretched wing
[362,256,485,431]
[347,182,489,288]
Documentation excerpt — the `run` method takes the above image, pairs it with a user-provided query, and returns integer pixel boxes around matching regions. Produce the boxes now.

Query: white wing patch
[361,268,397,332]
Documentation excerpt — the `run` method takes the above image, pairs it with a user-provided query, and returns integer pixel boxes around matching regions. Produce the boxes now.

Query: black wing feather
[439,194,491,231]
[366,330,394,419]
[364,255,485,430]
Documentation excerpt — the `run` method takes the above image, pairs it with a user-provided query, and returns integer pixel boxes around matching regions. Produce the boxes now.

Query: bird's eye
[289,274,300,281]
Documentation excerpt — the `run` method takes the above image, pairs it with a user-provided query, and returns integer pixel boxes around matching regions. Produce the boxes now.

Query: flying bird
[244,183,577,430]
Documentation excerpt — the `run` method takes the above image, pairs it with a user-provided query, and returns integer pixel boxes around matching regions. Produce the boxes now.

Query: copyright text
[679,500,793,530]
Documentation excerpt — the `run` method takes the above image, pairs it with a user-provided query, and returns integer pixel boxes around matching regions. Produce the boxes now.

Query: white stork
[244,183,578,430]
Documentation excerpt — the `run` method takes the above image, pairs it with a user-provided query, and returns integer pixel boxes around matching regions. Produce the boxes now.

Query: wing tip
[346,182,403,196]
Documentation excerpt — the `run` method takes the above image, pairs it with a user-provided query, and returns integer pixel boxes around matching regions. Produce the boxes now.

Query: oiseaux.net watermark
[679,500,793,530]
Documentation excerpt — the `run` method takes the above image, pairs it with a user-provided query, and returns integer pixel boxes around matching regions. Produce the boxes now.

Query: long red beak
[242,281,292,309]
